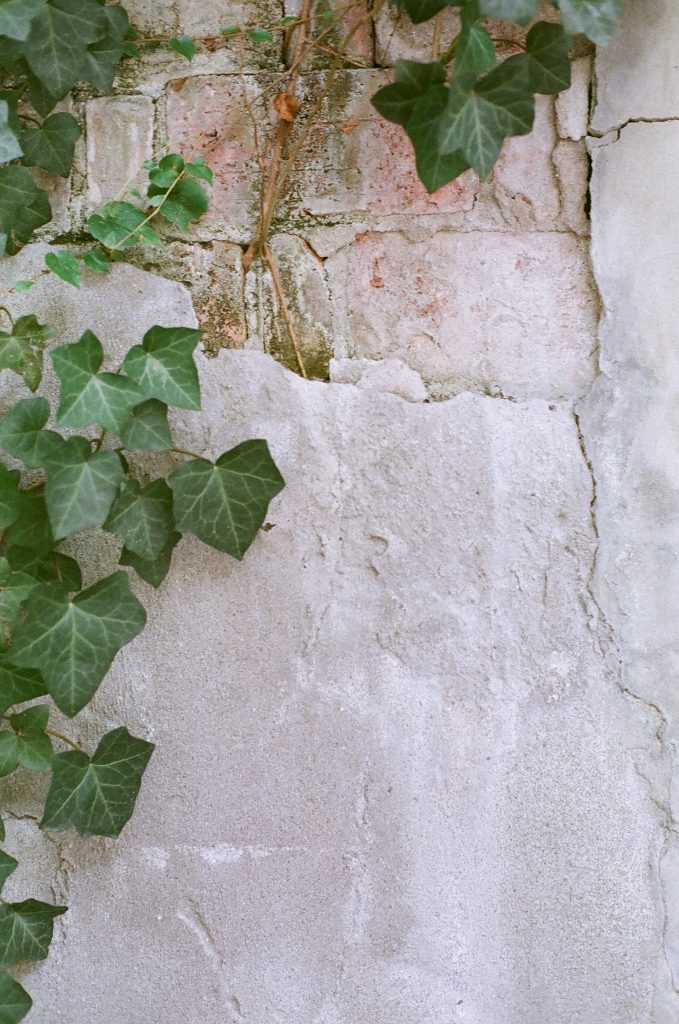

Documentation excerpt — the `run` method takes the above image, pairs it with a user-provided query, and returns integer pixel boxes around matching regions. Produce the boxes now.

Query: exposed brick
[86,96,155,210]
[326,230,598,399]
[284,0,374,66]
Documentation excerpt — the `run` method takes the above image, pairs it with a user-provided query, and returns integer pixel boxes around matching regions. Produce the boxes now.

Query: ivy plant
[0,317,284,1019]
[371,0,622,191]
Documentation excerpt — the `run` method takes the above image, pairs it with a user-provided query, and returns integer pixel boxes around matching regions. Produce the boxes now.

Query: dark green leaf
[0,397,63,469]
[81,4,129,92]
[0,899,65,967]
[8,704,52,771]
[0,0,47,42]
[11,314,53,348]
[406,86,471,192]
[186,161,213,183]
[119,531,180,588]
[7,547,81,591]
[25,0,107,100]
[525,21,571,93]
[45,250,81,288]
[0,735,17,777]
[456,3,496,83]
[25,73,59,118]
[41,726,154,837]
[403,0,452,23]
[0,558,39,650]
[0,465,20,529]
[44,437,124,540]
[11,571,147,716]
[120,399,171,452]
[371,82,425,127]
[147,153,184,190]
[438,55,535,177]
[554,0,621,45]
[87,201,162,250]
[0,166,50,255]
[122,325,201,410]
[0,852,16,891]
[0,659,47,717]
[82,248,110,274]
[0,329,43,391]
[169,440,285,559]
[0,970,31,1024]
[52,330,143,434]
[150,178,209,232]
[105,478,174,560]
[5,493,54,554]
[0,101,21,165]
[168,35,196,61]
[21,112,80,177]
[479,0,539,21]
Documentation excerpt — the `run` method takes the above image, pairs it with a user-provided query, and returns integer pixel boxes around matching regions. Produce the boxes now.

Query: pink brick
[284,0,373,64]
[492,96,561,226]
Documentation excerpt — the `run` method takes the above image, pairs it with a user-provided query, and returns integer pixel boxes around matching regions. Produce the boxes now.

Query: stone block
[326,230,598,399]
[492,96,561,228]
[86,95,155,210]
[330,356,428,401]
[284,0,374,66]
[555,57,591,141]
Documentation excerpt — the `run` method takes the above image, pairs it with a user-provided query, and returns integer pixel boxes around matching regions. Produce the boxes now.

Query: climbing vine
[0,0,623,1019]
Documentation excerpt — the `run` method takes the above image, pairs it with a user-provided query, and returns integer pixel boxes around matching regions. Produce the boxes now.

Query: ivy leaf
[41,726,154,837]
[372,60,445,127]
[479,0,539,21]
[52,331,143,434]
[12,314,53,348]
[45,250,81,288]
[0,166,50,255]
[119,531,181,588]
[0,852,16,892]
[147,153,184,190]
[82,248,110,274]
[8,705,52,771]
[456,1,496,84]
[0,0,47,42]
[120,399,171,452]
[403,0,454,24]
[170,440,285,559]
[0,970,32,1024]
[186,161,213,184]
[553,0,621,46]
[0,659,47,717]
[406,86,471,193]
[11,571,147,717]
[43,437,124,540]
[0,317,50,390]
[0,465,20,530]
[0,559,39,651]
[122,326,201,411]
[87,200,162,250]
[524,22,571,94]
[24,0,107,101]
[0,101,21,165]
[21,112,81,177]
[0,397,63,469]
[438,55,535,177]
[6,547,81,591]
[5,493,54,554]
[105,478,174,560]
[25,73,59,118]
[81,4,129,92]
[0,900,66,968]
[150,178,209,232]
[168,35,196,61]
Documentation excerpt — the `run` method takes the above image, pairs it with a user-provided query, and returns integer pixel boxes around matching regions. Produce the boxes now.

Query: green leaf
[0,101,21,165]
[168,35,196,61]
[25,73,59,118]
[438,55,535,177]
[221,24,239,34]
[81,4,129,92]
[119,531,180,588]
[372,64,445,127]
[13,282,33,294]
[406,86,471,193]
[186,161,213,183]
[553,0,621,45]
[0,558,39,650]
[456,2,496,83]
[105,478,174,560]
[403,0,452,24]
[21,112,80,177]
[247,28,274,42]
[45,250,81,289]
[44,437,124,540]
[0,166,50,255]
[0,465,20,529]
[25,0,107,100]
[8,705,52,771]
[0,659,46,716]
[87,201,162,250]
[82,248,110,274]
[6,547,81,591]
[169,440,285,559]
[41,726,154,837]
[479,0,539,22]
[0,971,31,1024]
[149,178,209,232]
[52,330,143,434]
[11,571,147,717]
[11,314,53,348]
[122,325,201,411]
[0,0,46,41]
[5,493,54,554]
[0,735,17,777]
[147,153,184,190]
[120,399,171,452]
[524,21,571,93]
[0,397,63,469]
[0,899,65,967]
[0,852,16,892]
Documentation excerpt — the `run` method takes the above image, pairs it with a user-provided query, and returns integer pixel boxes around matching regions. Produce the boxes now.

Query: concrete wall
[2,1,678,1021]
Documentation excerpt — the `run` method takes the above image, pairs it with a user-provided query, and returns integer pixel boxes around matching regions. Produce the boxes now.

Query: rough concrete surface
[0,1,676,1022]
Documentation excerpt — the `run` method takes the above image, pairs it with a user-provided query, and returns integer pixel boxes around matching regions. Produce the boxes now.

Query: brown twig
[262,241,308,379]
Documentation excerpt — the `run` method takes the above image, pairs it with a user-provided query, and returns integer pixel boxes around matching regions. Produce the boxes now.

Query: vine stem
[0,305,14,329]
[440,31,460,64]
[171,446,203,459]
[262,241,308,379]
[45,728,83,752]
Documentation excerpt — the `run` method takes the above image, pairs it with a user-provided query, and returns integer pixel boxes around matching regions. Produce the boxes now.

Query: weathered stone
[86,96,155,210]
[330,356,428,401]
[553,139,590,236]
[492,96,561,228]
[284,0,374,65]
[555,57,591,142]
[326,230,598,399]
